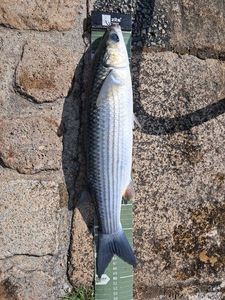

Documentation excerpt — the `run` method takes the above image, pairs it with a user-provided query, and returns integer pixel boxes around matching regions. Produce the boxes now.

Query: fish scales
[89,72,132,233]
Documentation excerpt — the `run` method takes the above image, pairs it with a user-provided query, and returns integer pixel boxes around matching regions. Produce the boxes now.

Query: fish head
[104,24,129,68]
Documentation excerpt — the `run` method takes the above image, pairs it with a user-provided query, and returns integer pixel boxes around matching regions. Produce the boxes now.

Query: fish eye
[110,32,119,43]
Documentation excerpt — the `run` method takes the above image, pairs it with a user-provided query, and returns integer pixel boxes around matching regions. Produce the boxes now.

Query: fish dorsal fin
[96,69,125,107]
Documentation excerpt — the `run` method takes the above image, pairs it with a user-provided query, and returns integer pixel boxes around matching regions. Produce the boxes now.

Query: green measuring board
[91,11,134,300]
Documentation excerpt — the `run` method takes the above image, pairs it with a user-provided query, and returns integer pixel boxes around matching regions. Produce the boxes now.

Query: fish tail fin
[96,229,137,278]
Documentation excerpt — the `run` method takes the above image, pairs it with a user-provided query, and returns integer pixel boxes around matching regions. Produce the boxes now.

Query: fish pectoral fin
[133,113,142,129]
[96,90,106,107]
[122,181,135,202]
[96,69,124,107]
[96,69,112,107]
[110,71,125,85]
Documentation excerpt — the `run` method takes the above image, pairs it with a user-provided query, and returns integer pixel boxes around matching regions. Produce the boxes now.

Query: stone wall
[1,1,225,300]
[0,1,86,299]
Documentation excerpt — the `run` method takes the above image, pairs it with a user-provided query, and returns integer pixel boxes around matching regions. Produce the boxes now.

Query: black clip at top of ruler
[91,11,132,31]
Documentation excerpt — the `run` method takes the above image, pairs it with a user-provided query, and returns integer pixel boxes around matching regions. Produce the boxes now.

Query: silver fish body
[87,24,136,277]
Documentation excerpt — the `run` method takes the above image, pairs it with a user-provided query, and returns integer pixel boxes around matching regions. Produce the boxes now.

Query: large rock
[0,180,61,257]
[0,29,84,120]
[133,51,225,122]
[169,0,225,55]
[0,116,61,174]
[15,42,76,103]
[132,51,225,299]
[0,0,80,31]
[0,179,71,299]
[0,257,65,300]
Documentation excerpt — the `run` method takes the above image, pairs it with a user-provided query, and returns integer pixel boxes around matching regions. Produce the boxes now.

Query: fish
[87,24,137,278]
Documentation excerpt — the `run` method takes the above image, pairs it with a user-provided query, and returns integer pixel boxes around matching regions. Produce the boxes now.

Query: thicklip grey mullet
[87,24,137,278]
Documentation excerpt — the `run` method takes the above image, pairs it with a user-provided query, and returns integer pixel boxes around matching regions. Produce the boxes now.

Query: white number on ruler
[95,274,110,285]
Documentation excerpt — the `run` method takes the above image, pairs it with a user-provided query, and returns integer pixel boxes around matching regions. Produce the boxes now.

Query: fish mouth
[109,24,121,31]
[110,23,120,28]
[106,23,121,34]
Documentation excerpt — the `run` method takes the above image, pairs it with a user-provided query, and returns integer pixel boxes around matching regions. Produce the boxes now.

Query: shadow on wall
[136,97,225,135]
[59,16,95,230]
[58,56,84,211]
[131,1,225,135]
[59,0,225,214]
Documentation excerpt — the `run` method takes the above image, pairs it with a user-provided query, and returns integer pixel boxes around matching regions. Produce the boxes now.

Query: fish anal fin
[122,181,135,202]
